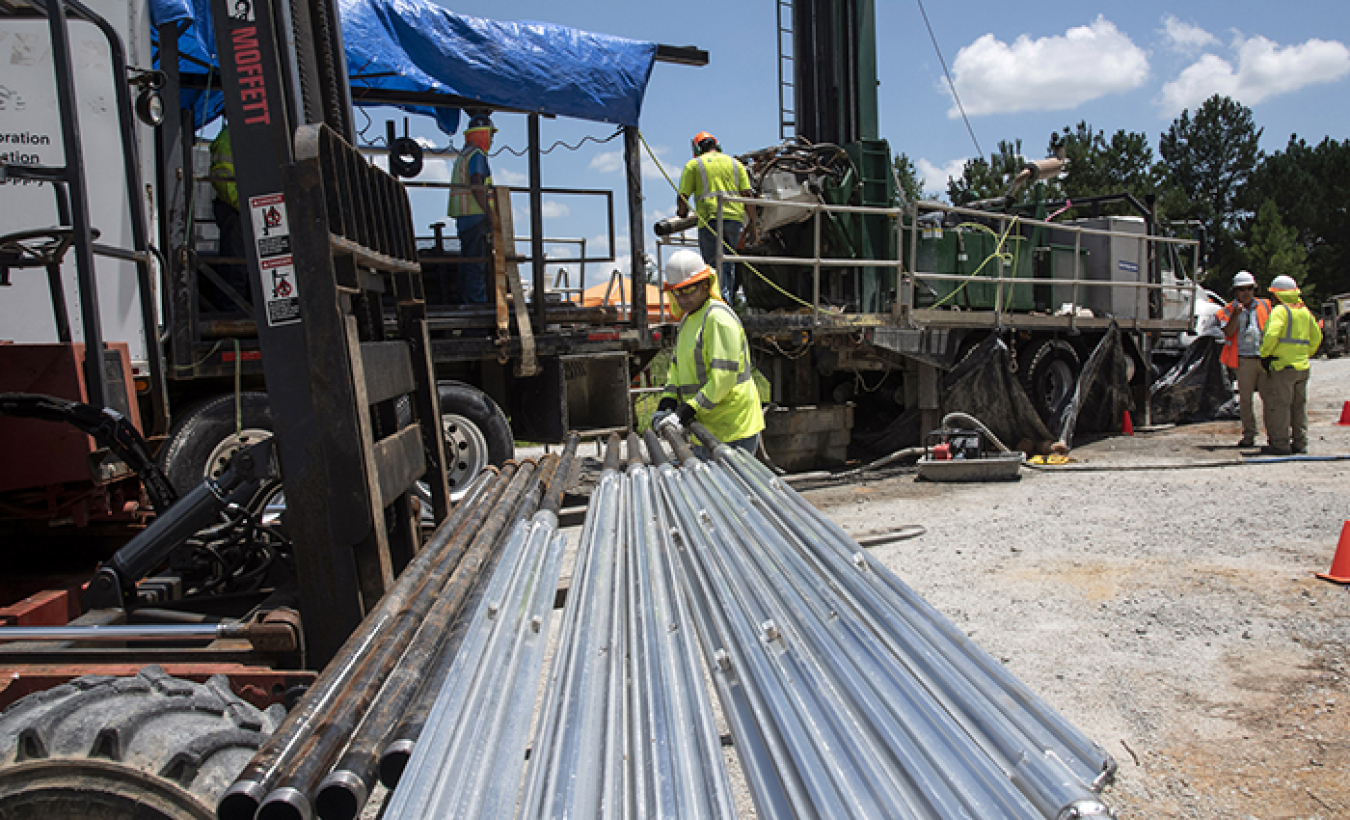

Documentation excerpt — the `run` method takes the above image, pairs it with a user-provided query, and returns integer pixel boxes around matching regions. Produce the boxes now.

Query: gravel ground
[806,356,1350,819]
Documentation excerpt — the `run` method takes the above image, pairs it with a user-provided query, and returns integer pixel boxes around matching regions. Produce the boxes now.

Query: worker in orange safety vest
[1213,271,1271,447]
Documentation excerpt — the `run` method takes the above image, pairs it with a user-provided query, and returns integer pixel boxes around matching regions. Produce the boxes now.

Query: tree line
[893,94,1350,304]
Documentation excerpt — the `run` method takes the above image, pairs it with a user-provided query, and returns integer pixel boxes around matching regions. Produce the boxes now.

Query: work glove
[651,397,679,429]
[675,402,697,426]
[1260,356,1274,373]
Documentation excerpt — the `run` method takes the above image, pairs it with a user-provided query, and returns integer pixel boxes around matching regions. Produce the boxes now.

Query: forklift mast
[207,0,451,666]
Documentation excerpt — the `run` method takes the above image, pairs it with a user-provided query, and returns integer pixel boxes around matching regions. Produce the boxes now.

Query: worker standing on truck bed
[1259,275,1322,455]
[1215,270,1271,447]
[653,249,764,458]
[208,125,251,309]
[676,131,755,305]
[448,111,496,304]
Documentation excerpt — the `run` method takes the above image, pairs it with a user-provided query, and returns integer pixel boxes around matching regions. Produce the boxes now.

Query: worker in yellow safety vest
[1258,275,1323,455]
[1214,270,1272,447]
[653,250,765,457]
[676,131,756,304]
[447,111,497,304]
[208,125,250,306]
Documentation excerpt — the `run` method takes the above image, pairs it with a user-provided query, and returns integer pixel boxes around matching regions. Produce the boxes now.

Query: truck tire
[0,666,284,820]
[159,392,274,497]
[437,382,513,496]
[1019,339,1080,422]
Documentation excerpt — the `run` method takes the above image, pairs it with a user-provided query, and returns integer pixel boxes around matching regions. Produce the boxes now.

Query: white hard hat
[1231,271,1256,288]
[1269,274,1300,293]
[664,249,712,291]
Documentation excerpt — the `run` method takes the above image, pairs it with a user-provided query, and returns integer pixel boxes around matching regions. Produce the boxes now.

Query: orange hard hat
[691,131,718,155]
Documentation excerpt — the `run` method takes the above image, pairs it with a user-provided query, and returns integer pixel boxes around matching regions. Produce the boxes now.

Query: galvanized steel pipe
[217,467,502,820]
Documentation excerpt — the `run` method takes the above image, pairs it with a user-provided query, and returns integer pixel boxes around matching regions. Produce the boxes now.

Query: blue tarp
[149,0,657,133]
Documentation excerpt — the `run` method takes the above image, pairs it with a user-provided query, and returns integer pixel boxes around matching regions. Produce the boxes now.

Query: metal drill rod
[724,444,1113,788]
[218,467,505,820]
[649,460,823,819]
[641,428,669,467]
[715,447,1113,818]
[0,623,233,642]
[314,454,566,820]
[375,445,575,794]
[668,460,895,819]
[517,438,627,819]
[625,460,737,819]
[376,438,576,789]
[685,456,1042,819]
[383,484,570,818]
[249,463,538,820]
[539,433,580,517]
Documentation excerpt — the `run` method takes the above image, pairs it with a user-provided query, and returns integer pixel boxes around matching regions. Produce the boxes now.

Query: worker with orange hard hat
[676,131,756,305]
[447,110,498,304]
[652,249,764,457]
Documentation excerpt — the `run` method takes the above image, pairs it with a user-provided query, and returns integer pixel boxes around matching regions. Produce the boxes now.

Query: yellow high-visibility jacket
[662,298,764,443]
[210,128,238,210]
[1260,294,1322,372]
[678,151,750,225]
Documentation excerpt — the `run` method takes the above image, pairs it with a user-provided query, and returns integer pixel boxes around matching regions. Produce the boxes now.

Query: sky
[375,0,1350,285]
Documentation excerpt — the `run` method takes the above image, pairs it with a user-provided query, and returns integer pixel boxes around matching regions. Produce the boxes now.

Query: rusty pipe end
[378,739,415,787]
[256,787,312,820]
[315,770,367,820]
[218,779,266,820]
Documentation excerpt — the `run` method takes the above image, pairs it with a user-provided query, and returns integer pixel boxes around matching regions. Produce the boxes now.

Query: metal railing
[694,194,1199,331]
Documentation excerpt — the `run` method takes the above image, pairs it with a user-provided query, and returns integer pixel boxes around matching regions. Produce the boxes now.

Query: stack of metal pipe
[217,437,578,820]
[385,433,735,820]
[658,421,1115,820]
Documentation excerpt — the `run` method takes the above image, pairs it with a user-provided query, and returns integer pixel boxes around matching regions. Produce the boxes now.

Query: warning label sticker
[261,256,301,325]
[249,193,300,326]
[250,193,292,259]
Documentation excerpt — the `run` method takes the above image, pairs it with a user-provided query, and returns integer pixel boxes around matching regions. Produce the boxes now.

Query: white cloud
[917,158,967,195]
[492,166,528,186]
[542,201,570,219]
[590,144,677,182]
[1161,15,1218,53]
[947,16,1149,117]
[1158,35,1350,116]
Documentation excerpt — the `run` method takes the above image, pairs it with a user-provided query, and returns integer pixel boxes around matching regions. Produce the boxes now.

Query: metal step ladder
[777,0,796,140]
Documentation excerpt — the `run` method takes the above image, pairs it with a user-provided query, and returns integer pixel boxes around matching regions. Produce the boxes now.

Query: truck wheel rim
[1044,359,1075,411]
[442,413,489,492]
[204,428,273,482]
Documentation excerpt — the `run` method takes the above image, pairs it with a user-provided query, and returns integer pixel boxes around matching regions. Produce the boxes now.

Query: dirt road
[807,357,1350,818]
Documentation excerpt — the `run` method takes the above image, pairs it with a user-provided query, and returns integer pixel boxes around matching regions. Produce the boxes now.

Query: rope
[928,218,1020,309]
[638,131,813,309]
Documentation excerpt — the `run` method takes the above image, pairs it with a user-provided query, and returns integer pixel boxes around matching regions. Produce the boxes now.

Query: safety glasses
[671,283,702,296]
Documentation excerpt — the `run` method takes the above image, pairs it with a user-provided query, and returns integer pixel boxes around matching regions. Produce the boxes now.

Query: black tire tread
[0,666,283,820]
[158,392,273,496]
[438,381,514,466]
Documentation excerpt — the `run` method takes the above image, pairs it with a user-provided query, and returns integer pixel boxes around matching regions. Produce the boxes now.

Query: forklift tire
[1019,339,1081,423]
[159,393,273,497]
[437,382,513,495]
[0,666,284,820]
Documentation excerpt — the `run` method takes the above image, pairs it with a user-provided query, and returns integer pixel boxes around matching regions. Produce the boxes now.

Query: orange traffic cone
[1337,401,1350,426]
[1316,521,1350,584]
[1121,410,1134,436]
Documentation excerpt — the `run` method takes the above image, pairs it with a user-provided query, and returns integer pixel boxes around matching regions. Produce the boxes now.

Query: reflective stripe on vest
[691,301,753,409]
[449,146,491,217]
[1277,304,1311,345]
[692,154,747,205]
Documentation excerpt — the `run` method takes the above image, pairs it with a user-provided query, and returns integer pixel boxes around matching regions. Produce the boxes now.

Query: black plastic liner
[942,334,1056,449]
[1149,336,1239,424]
[1053,323,1136,449]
